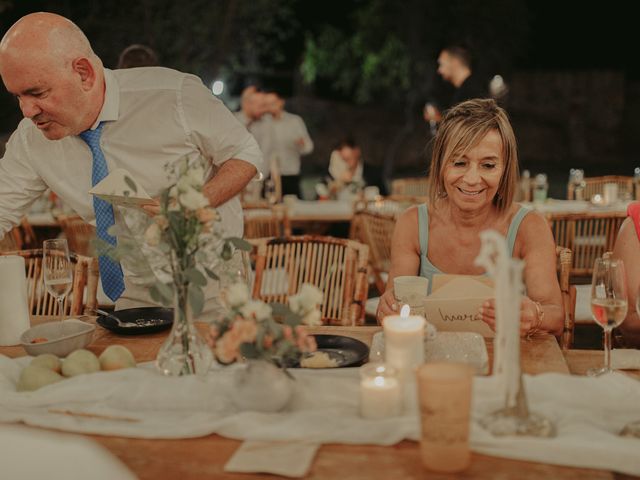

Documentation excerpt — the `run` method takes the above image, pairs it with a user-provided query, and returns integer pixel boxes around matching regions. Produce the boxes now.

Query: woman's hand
[479,296,541,337]
[376,289,399,325]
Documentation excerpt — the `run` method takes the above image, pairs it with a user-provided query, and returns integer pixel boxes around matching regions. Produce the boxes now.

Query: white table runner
[1,355,639,475]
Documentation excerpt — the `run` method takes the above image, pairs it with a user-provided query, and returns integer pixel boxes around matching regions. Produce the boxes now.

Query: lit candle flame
[400,304,410,318]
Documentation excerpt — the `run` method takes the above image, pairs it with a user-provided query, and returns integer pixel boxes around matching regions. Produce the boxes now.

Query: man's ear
[72,57,96,91]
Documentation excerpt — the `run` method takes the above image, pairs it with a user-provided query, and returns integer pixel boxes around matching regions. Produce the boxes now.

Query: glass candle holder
[393,276,429,316]
[359,362,402,419]
[416,363,473,473]
[383,313,425,379]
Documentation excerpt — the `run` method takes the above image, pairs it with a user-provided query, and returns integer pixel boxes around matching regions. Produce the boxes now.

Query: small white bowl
[20,319,95,357]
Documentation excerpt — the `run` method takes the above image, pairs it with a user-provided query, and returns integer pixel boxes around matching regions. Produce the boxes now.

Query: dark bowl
[96,307,174,335]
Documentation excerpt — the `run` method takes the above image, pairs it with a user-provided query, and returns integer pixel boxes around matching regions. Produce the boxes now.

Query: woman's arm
[376,207,422,323]
[481,212,564,336]
[613,217,640,336]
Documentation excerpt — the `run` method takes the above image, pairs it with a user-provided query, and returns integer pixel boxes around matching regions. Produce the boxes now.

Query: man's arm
[202,159,257,207]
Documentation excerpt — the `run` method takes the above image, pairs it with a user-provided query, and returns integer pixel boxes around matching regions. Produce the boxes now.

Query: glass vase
[232,360,294,412]
[156,284,213,376]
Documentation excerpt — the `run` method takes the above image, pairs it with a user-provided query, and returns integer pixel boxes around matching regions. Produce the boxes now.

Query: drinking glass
[265,179,278,205]
[588,257,628,376]
[42,238,73,324]
[620,288,640,438]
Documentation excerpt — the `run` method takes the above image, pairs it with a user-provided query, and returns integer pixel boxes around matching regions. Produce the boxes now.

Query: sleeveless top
[627,202,640,241]
[418,204,532,294]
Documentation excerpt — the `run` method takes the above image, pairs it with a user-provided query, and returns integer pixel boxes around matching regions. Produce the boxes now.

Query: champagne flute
[265,179,277,205]
[588,256,628,376]
[43,239,73,331]
[619,287,640,438]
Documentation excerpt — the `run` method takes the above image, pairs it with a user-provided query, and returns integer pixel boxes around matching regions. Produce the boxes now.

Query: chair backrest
[546,211,626,278]
[243,205,291,239]
[391,177,429,198]
[0,249,98,316]
[56,214,97,256]
[556,246,576,350]
[252,235,369,325]
[0,226,24,252]
[567,175,633,200]
[350,211,394,293]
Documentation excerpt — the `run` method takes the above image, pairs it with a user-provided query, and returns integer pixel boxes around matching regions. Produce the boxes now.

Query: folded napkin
[612,349,640,370]
[224,441,319,478]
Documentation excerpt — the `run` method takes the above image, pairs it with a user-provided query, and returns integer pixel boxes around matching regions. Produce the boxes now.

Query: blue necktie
[79,123,125,301]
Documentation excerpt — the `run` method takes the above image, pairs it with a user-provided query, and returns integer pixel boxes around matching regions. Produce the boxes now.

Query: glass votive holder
[416,363,474,473]
[394,276,429,315]
[359,362,402,419]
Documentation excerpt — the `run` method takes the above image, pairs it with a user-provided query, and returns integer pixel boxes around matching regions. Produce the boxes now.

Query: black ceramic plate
[298,334,369,368]
[96,307,173,335]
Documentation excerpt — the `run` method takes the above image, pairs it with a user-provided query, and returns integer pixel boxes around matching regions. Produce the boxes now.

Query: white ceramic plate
[20,319,95,357]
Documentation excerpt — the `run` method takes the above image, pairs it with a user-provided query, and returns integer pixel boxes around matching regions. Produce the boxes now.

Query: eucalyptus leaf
[150,284,172,306]
[239,343,260,359]
[204,267,219,280]
[186,268,207,286]
[227,237,253,252]
[220,242,233,261]
[124,175,138,193]
[188,285,205,316]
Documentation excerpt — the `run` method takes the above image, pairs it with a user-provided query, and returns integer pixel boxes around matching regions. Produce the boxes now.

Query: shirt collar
[88,68,120,130]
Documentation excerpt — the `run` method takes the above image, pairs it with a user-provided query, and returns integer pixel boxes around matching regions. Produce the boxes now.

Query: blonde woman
[376,99,563,336]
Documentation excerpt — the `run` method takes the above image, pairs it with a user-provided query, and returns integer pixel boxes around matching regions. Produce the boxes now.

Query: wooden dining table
[1,317,638,480]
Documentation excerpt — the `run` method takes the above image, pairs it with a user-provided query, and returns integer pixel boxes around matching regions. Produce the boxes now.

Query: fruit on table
[30,353,62,373]
[99,345,136,371]
[61,349,100,377]
[17,365,63,391]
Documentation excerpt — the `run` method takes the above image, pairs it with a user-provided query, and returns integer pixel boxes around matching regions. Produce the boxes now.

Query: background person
[377,99,563,336]
[117,43,158,69]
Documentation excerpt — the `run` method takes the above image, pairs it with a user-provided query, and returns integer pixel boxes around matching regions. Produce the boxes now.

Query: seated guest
[328,136,364,194]
[613,202,640,346]
[117,43,158,69]
[376,99,563,336]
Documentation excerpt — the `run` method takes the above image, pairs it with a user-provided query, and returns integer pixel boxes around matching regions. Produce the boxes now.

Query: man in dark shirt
[424,45,486,125]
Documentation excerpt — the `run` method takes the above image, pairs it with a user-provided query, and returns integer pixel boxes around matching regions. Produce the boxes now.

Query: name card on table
[423,275,495,337]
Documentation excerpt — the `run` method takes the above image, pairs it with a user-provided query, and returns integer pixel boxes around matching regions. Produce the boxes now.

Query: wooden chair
[567,175,633,201]
[0,249,99,316]
[546,212,626,278]
[556,246,576,350]
[57,214,96,256]
[252,235,369,325]
[391,177,429,198]
[350,211,394,293]
[243,205,291,239]
[0,226,24,252]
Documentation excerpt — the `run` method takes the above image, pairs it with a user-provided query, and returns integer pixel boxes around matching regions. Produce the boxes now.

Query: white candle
[383,306,425,377]
[360,363,401,419]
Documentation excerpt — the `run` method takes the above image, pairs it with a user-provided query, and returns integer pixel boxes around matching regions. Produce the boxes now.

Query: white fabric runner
[1,355,639,475]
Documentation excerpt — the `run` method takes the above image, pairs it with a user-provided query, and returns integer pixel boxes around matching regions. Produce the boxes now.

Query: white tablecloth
[1,355,639,475]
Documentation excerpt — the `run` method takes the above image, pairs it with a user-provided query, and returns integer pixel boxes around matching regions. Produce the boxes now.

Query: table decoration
[208,283,322,412]
[393,276,428,316]
[383,304,425,379]
[99,156,251,376]
[417,362,473,473]
[474,230,554,437]
[359,362,401,419]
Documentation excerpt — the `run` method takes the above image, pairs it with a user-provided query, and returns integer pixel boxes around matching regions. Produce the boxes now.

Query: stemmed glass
[42,239,73,329]
[619,288,640,438]
[588,256,628,376]
[265,179,278,205]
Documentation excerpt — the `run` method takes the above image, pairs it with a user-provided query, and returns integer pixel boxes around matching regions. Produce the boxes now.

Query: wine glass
[619,287,640,438]
[43,239,73,329]
[265,179,278,205]
[588,256,628,376]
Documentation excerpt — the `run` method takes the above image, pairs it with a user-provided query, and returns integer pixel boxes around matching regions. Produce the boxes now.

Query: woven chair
[390,177,429,198]
[556,246,576,349]
[57,214,96,256]
[252,235,369,325]
[0,226,24,252]
[546,211,626,278]
[567,175,633,201]
[0,249,99,316]
[243,205,291,239]
[350,211,394,293]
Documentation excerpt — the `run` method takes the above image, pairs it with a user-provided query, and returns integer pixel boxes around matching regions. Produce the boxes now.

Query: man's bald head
[0,12,105,140]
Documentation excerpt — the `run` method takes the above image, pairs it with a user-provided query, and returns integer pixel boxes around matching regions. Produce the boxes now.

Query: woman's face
[442,129,505,211]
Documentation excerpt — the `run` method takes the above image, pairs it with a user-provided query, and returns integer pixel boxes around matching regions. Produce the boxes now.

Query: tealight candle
[383,305,425,378]
[360,363,401,419]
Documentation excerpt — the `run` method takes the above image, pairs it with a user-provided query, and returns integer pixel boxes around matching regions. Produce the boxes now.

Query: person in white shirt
[328,136,364,194]
[0,12,263,315]
[234,86,272,179]
[263,92,314,197]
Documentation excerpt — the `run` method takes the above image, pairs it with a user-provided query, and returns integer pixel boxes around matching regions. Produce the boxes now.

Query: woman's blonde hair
[427,98,519,212]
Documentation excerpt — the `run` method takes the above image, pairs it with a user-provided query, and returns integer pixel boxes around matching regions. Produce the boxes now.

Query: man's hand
[140,198,161,217]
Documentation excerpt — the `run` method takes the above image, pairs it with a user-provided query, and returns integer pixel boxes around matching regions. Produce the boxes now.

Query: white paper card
[224,440,319,478]
[88,168,152,207]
